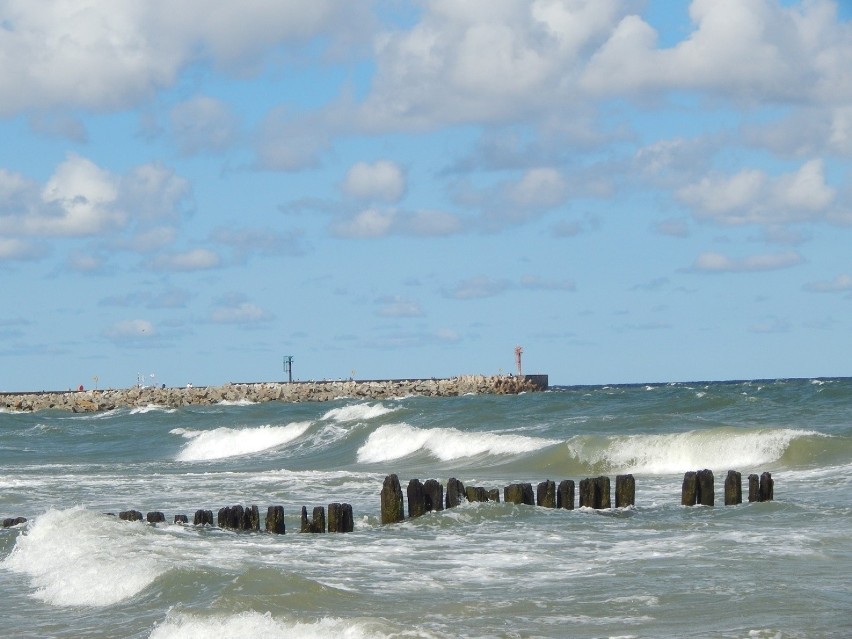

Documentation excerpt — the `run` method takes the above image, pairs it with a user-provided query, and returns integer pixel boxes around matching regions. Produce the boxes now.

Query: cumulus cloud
[690,250,804,272]
[677,159,837,226]
[330,208,463,238]
[0,1,369,116]
[343,160,406,202]
[0,238,48,262]
[0,155,190,240]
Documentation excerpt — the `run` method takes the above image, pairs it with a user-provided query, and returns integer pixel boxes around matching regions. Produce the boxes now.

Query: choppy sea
[2,378,851,638]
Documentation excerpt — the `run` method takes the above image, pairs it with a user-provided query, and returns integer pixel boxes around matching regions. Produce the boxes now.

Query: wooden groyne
[1,470,775,532]
[0,374,549,413]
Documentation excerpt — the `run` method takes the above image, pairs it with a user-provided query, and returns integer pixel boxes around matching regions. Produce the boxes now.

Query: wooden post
[407,478,427,518]
[423,479,444,512]
[466,486,489,502]
[146,511,165,523]
[748,474,760,502]
[682,472,698,506]
[381,474,404,524]
[446,477,466,508]
[615,474,635,508]
[504,483,534,505]
[266,506,286,534]
[724,470,742,505]
[487,488,500,502]
[580,477,610,509]
[174,514,189,524]
[759,472,774,502]
[311,506,326,533]
[536,480,556,508]
[194,509,213,526]
[557,480,575,509]
[696,469,714,506]
[328,503,354,533]
[119,510,143,521]
[243,505,260,531]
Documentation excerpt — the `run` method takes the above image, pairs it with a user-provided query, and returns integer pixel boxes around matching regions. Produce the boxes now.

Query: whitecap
[357,423,558,463]
[172,422,312,461]
[321,403,395,423]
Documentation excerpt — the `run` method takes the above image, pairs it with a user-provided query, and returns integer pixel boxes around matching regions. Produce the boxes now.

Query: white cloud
[375,296,424,318]
[210,294,272,324]
[446,275,513,299]
[803,273,852,292]
[102,319,155,341]
[148,248,221,271]
[331,208,395,238]
[170,95,238,154]
[507,168,567,209]
[677,159,837,226]
[343,160,406,202]
[330,207,464,238]
[0,1,369,116]
[690,250,804,272]
[0,155,190,240]
[0,238,47,261]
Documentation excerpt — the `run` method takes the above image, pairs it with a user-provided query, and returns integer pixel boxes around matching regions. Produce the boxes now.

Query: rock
[615,474,635,508]
[724,470,742,506]
[446,477,466,509]
[536,480,556,508]
[557,480,575,510]
[328,503,353,533]
[380,474,405,524]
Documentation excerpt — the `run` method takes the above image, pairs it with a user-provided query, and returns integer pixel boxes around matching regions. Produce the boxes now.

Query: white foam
[566,428,821,474]
[2,508,161,607]
[130,404,177,414]
[149,611,439,639]
[357,423,558,463]
[216,399,256,406]
[321,403,395,423]
[172,422,312,461]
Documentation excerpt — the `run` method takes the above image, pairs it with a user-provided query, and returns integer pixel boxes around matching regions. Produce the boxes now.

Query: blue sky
[1,0,851,391]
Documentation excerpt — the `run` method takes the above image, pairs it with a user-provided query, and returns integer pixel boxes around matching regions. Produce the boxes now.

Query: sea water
[1,378,850,638]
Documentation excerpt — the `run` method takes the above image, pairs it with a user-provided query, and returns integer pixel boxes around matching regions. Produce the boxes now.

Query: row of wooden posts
[380,470,775,524]
[1,470,775,531]
[108,503,354,534]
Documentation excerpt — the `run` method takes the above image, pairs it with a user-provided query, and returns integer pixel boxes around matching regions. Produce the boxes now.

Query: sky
[1,0,851,391]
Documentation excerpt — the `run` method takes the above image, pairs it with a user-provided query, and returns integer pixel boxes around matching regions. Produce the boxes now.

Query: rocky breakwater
[0,374,548,413]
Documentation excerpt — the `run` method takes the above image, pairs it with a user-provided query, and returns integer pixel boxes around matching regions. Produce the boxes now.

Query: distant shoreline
[0,374,549,413]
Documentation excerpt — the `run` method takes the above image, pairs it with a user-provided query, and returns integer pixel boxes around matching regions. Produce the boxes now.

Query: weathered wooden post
[615,474,635,508]
[194,509,214,526]
[557,480,575,509]
[487,488,500,502]
[682,472,698,506]
[696,469,714,506]
[119,510,143,521]
[407,478,427,518]
[174,514,189,524]
[446,477,466,508]
[504,483,534,505]
[579,477,610,509]
[423,479,444,512]
[266,506,286,534]
[724,470,742,505]
[328,503,354,533]
[466,486,489,502]
[243,505,260,531]
[748,474,760,502]
[381,474,404,524]
[759,472,774,502]
[146,511,165,523]
[2,517,27,527]
[300,506,326,533]
[537,480,556,508]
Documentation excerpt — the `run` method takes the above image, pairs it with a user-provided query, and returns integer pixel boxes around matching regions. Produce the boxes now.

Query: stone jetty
[0,374,549,413]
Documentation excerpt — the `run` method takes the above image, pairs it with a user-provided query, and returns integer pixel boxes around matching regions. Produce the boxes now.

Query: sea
[1,378,850,639]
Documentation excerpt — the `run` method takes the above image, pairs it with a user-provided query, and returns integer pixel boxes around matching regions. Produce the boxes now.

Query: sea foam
[321,403,396,423]
[565,428,821,474]
[149,611,440,639]
[357,423,558,463]
[2,508,161,607]
[172,422,312,461]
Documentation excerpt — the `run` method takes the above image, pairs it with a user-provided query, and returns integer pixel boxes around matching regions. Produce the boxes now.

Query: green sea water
[2,378,851,638]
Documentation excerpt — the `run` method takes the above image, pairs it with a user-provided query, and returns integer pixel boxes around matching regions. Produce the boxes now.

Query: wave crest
[172,422,312,461]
